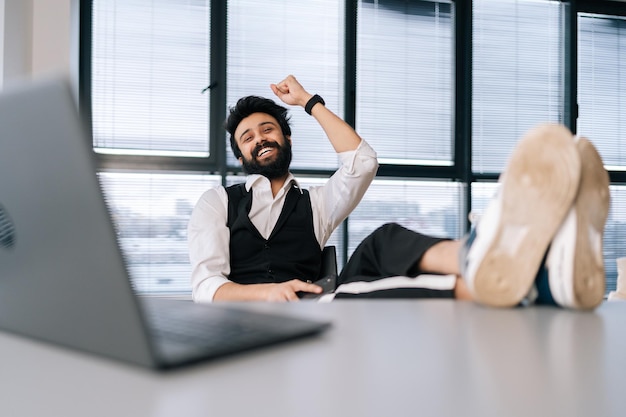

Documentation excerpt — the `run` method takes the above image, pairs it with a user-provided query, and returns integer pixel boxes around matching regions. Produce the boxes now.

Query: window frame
[79,0,626,294]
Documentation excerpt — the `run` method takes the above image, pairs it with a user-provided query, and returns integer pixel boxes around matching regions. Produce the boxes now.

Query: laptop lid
[0,77,329,370]
[0,77,158,367]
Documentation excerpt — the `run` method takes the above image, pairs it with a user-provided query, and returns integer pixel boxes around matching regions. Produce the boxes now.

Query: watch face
[0,204,16,250]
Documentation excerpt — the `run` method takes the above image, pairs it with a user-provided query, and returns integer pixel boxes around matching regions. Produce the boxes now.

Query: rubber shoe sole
[545,137,609,309]
[466,124,581,307]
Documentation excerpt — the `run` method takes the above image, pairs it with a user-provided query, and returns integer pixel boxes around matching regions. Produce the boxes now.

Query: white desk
[1,300,625,417]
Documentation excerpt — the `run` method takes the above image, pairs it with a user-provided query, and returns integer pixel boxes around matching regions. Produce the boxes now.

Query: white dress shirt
[187,139,378,302]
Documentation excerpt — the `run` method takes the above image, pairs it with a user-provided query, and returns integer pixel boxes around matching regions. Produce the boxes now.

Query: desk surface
[1,300,625,417]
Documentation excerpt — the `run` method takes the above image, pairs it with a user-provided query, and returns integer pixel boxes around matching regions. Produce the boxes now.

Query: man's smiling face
[235,112,292,179]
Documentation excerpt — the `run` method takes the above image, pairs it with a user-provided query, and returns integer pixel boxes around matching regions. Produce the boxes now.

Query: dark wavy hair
[224,96,292,159]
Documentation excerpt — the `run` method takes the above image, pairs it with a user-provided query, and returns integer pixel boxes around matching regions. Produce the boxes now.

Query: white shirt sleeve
[187,186,232,303]
[309,139,379,246]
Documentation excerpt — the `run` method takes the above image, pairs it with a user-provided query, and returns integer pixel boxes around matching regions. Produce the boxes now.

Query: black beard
[241,139,292,179]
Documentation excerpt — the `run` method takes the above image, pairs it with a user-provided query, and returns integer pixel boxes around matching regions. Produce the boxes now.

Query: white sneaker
[463,124,581,307]
[540,137,610,310]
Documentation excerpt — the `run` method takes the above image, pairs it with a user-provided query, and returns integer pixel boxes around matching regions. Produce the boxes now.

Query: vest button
[264,244,269,249]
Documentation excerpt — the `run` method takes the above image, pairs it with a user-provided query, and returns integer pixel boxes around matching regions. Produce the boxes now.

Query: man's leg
[338,223,451,282]
[335,223,458,299]
[419,240,461,275]
[417,239,475,300]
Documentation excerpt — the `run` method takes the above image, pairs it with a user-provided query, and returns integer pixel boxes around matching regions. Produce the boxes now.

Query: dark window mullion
[564,1,577,133]
[455,0,473,232]
[342,0,358,267]
[210,0,227,184]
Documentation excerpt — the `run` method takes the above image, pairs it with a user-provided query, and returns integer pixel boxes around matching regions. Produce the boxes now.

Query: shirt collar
[244,173,303,194]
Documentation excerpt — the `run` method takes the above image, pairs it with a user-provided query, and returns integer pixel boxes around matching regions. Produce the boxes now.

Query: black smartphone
[298,274,337,299]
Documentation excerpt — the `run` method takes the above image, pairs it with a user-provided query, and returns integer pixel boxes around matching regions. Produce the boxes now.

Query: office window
[91,0,211,157]
[348,179,464,255]
[356,0,454,166]
[577,13,626,169]
[578,12,626,293]
[99,172,220,293]
[226,0,344,170]
[470,182,498,221]
[353,0,458,258]
[90,0,213,294]
[86,0,626,298]
[472,0,565,173]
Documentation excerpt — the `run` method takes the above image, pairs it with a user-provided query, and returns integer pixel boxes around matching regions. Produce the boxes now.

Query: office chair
[319,246,338,278]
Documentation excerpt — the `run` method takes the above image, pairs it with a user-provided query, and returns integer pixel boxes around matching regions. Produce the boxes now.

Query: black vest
[225,183,322,285]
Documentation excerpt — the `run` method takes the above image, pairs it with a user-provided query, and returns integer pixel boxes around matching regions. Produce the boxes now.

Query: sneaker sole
[569,138,609,309]
[472,124,581,307]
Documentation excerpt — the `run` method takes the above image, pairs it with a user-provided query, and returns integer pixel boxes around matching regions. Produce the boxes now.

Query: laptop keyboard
[148,306,272,350]
[140,298,328,364]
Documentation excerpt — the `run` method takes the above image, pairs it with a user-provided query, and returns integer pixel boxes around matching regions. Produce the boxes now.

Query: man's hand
[213,279,323,302]
[270,75,313,108]
[270,74,363,154]
[263,279,323,301]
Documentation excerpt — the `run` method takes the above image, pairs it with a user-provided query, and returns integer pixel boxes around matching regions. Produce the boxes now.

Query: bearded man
[188,75,378,301]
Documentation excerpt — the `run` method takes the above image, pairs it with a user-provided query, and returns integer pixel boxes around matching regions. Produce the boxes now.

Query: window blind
[91,0,211,156]
[357,0,454,166]
[577,13,626,169]
[472,0,565,173]
[578,12,626,293]
[226,0,344,170]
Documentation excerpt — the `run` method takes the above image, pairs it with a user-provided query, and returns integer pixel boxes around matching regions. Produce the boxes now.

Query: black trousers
[335,223,455,299]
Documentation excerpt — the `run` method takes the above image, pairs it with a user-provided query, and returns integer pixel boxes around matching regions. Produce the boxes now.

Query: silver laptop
[0,76,329,370]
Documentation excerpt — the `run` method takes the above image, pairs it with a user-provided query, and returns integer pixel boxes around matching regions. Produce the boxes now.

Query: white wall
[0,0,71,89]
[1,0,32,87]
[32,0,71,76]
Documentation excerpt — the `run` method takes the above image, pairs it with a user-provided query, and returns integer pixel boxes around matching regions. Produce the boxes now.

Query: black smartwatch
[305,94,325,115]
